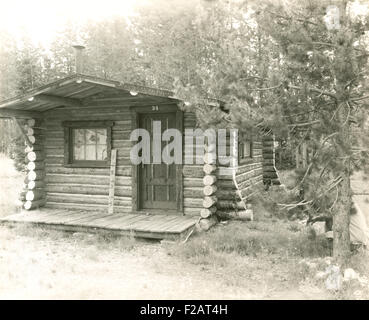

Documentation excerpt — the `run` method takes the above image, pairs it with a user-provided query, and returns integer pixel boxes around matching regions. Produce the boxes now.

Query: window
[63,121,113,167]
[238,133,253,162]
[73,128,108,161]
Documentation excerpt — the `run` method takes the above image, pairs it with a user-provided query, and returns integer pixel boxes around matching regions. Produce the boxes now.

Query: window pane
[72,127,108,162]
[74,129,85,160]
[85,144,97,160]
[74,144,85,160]
[244,142,251,157]
[86,129,97,144]
[96,129,107,145]
[74,129,85,145]
[97,145,108,160]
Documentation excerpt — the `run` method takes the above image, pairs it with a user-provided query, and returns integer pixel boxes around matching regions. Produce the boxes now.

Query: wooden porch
[0,209,198,241]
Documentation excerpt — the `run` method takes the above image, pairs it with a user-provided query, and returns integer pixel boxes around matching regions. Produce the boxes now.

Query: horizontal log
[28,180,45,190]
[27,161,44,171]
[44,156,64,165]
[27,127,45,136]
[217,200,243,210]
[184,178,203,188]
[184,198,203,208]
[262,141,274,146]
[25,144,43,153]
[200,206,217,218]
[203,196,217,209]
[203,175,216,186]
[28,169,45,181]
[183,207,201,216]
[217,179,236,189]
[216,189,239,200]
[111,140,132,149]
[238,209,253,221]
[238,175,263,190]
[27,119,36,127]
[45,174,131,186]
[26,189,46,201]
[44,148,63,156]
[203,185,217,196]
[112,131,131,140]
[216,211,238,220]
[24,199,46,210]
[45,165,131,176]
[263,165,277,172]
[236,163,263,175]
[28,135,36,144]
[182,165,204,178]
[203,164,216,174]
[263,154,275,159]
[45,202,132,213]
[262,158,275,165]
[198,216,218,231]
[46,183,131,197]
[184,188,204,198]
[46,193,131,206]
[216,209,253,221]
[27,151,44,162]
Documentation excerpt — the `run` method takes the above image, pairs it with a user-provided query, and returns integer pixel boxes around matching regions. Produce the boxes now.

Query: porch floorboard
[0,209,198,240]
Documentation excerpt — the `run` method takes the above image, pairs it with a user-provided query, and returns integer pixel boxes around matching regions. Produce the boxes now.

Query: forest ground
[0,154,367,299]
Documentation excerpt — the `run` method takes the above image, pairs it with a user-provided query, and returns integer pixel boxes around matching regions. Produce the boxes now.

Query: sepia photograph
[0,0,368,303]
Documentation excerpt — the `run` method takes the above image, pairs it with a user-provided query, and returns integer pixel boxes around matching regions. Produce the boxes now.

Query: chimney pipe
[72,45,85,74]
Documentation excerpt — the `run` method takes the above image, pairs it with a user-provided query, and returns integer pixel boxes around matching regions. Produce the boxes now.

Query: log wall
[42,106,132,213]
[41,105,204,215]
[182,112,204,216]
[217,134,264,214]
[39,103,266,217]
[262,133,280,186]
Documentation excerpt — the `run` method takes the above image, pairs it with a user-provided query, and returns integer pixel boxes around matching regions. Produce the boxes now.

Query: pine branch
[248,84,282,91]
[351,95,369,102]
[288,85,337,100]
[266,10,319,26]
[288,120,320,127]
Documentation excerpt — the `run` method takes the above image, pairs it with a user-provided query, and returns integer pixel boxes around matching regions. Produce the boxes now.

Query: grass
[182,221,330,258]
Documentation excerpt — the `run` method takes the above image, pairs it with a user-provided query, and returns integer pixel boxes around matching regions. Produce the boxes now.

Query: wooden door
[139,112,177,210]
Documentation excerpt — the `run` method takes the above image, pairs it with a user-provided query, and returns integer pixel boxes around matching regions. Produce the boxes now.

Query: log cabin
[0,72,279,239]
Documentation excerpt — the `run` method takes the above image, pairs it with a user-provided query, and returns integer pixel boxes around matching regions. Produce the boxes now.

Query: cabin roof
[0,74,181,113]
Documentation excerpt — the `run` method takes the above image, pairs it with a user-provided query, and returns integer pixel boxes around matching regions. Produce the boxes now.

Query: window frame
[238,132,253,164]
[62,121,113,168]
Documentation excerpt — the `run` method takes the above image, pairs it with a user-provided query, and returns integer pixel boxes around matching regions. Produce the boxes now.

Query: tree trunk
[333,104,351,265]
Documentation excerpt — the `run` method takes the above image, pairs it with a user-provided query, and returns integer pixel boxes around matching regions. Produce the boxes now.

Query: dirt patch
[0,223,331,299]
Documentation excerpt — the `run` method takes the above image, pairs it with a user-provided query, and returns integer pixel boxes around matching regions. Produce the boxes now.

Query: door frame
[130,105,183,213]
